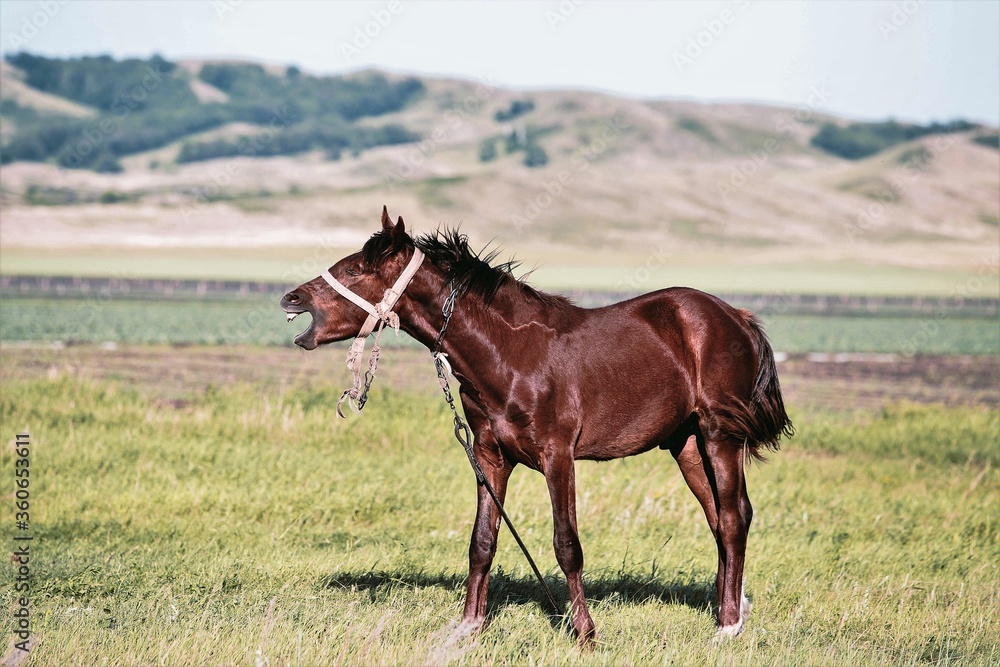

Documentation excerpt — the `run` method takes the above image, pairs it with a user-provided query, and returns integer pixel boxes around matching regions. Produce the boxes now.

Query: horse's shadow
[318,567,715,632]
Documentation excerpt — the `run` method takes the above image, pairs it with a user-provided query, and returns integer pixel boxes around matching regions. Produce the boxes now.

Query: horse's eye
[345,268,360,277]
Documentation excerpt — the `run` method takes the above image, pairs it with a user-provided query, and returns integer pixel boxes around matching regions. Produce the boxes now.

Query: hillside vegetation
[1,54,997,295]
[1,53,423,171]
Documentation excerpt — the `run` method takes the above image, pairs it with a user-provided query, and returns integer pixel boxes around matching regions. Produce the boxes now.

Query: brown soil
[2,344,996,413]
[777,353,998,411]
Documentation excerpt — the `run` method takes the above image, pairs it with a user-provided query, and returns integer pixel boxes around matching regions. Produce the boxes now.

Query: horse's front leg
[544,451,597,646]
[456,397,514,635]
[459,444,513,632]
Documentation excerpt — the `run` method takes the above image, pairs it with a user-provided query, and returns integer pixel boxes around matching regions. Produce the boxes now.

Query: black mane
[361,227,568,306]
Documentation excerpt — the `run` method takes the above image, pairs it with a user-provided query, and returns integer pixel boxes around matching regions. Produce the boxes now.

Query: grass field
[3,247,998,297]
[1,348,998,666]
[2,296,998,355]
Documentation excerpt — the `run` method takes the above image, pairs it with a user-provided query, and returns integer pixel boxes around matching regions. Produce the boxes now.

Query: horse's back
[593,287,763,407]
[629,285,759,391]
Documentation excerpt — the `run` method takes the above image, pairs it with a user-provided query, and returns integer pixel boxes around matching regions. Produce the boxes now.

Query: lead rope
[336,317,391,417]
[431,281,562,617]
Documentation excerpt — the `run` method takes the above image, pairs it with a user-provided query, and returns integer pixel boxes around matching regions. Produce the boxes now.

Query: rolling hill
[1,54,997,295]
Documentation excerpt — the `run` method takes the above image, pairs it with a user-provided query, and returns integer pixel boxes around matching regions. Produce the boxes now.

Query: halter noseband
[322,248,425,416]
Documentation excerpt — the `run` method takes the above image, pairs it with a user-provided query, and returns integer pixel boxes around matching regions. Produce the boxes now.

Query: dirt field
[2,344,995,413]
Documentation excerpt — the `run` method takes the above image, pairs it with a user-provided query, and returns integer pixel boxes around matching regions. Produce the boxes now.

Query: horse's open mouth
[282,307,316,349]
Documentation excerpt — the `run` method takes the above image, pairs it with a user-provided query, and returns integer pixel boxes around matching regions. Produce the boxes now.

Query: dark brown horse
[281,207,792,645]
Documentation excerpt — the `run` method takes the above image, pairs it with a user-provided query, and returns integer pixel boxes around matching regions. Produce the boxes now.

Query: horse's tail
[723,310,794,462]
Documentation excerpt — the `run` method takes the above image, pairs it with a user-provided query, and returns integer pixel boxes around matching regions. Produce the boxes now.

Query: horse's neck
[401,277,562,398]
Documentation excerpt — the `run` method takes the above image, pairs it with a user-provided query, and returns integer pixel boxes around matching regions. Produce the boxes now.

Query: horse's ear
[392,216,407,245]
[380,205,392,230]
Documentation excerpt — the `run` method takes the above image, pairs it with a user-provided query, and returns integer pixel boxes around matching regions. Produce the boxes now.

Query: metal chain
[432,281,460,355]
[431,281,562,616]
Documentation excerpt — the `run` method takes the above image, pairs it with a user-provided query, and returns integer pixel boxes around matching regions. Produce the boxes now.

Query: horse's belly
[574,401,689,461]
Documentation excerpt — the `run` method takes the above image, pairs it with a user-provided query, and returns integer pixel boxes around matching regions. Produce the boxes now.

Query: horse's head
[280,206,414,350]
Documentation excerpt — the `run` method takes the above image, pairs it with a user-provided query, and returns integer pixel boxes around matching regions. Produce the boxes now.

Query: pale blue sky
[1,0,997,125]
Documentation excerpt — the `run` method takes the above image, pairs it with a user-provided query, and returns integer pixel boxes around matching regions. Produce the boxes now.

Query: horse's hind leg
[670,431,752,636]
[670,433,723,603]
[703,436,753,637]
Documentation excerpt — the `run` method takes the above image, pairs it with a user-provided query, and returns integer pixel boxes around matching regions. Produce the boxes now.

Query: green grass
[1,376,997,666]
[0,297,292,347]
[761,314,1000,355]
[2,297,997,355]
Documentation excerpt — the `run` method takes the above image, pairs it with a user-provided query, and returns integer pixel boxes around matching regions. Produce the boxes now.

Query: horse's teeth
[286,312,298,322]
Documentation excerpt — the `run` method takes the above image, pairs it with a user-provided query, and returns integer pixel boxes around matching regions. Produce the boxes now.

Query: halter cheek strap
[321,248,425,416]
[320,273,381,321]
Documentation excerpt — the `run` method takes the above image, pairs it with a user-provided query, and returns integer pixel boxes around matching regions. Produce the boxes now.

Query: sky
[1,0,998,125]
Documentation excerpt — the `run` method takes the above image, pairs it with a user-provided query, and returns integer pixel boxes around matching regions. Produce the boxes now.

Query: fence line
[1,274,996,318]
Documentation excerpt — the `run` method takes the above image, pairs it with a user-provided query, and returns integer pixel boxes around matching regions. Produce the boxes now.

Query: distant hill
[1,52,423,171]
[1,53,997,295]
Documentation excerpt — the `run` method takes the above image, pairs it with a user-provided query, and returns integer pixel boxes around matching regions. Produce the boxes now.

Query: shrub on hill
[523,141,549,167]
[495,99,535,122]
[176,121,417,164]
[479,138,498,162]
[7,52,196,112]
[971,132,999,150]
[811,119,979,159]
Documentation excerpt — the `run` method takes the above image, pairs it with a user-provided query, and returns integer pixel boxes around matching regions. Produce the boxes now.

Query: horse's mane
[361,227,570,307]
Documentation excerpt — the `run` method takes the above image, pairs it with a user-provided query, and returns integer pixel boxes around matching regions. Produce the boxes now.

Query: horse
[280,206,793,645]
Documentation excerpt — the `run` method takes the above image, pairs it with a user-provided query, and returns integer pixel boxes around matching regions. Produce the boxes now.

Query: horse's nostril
[286,292,301,304]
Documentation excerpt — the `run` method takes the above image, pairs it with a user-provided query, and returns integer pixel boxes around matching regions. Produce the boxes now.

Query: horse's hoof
[712,620,745,644]
[575,626,598,650]
[445,619,483,641]
[429,619,481,663]
[712,590,751,643]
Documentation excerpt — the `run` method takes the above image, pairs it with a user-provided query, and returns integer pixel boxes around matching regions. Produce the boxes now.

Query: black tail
[734,310,794,461]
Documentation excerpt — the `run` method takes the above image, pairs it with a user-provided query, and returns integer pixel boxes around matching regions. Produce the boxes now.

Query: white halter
[322,248,425,416]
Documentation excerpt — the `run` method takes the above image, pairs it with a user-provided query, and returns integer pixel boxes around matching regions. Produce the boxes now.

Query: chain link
[432,281,460,355]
